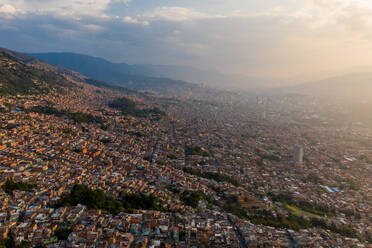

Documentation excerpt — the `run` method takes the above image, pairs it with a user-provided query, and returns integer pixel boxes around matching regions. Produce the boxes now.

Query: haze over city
[1,0,372,81]
[0,1,371,248]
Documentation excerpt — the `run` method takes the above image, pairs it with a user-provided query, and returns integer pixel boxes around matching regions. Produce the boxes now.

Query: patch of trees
[0,107,9,113]
[223,195,249,219]
[54,227,73,240]
[26,106,65,116]
[329,224,359,239]
[183,167,241,187]
[120,192,164,211]
[108,97,165,118]
[157,160,166,165]
[143,155,151,162]
[50,184,164,215]
[344,179,360,190]
[165,184,180,194]
[70,112,104,124]
[167,154,177,160]
[255,149,281,162]
[249,209,311,231]
[185,145,210,157]
[62,128,74,134]
[0,231,31,248]
[180,190,206,208]
[2,179,36,195]
[179,190,217,209]
[306,172,323,184]
[269,192,335,216]
[26,106,104,125]
[243,209,358,238]
[220,193,358,238]
[127,131,143,137]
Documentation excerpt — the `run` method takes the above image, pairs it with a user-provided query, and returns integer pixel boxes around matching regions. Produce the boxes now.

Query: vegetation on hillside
[183,167,241,186]
[269,192,335,216]
[0,231,31,248]
[0,52,74,96]
[221,194,358,239]
[2,178,36,195]
[180,190,206,208]
[27,106,104,125]
[50,184,165,215]
[54,228,73,241]
[108,97,165,118]
[255,148,281,162]
[185,145,210,157]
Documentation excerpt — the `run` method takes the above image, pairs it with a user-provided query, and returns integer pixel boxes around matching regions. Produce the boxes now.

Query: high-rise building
[293,145,304,165]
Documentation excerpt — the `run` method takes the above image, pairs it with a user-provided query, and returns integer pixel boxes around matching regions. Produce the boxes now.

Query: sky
[1,0,372,79]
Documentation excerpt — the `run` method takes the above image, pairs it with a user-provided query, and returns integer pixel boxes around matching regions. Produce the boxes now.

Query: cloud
[1,0,372,80]
[112,0,132,3]
[0,0,130,17]
[0,4,16,14]
[0,3,22,18]
[123,16,149,26]
[81,24,104,32]
[143,7,215,22]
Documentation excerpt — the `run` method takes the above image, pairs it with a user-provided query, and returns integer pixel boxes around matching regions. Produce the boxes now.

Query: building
[293,145,304,165]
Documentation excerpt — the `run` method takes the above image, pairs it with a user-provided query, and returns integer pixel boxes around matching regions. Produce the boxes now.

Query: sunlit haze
[1,1,372,247]
[1,0,372,81]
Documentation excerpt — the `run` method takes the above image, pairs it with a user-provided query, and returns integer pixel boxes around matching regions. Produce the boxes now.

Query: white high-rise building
[293,145,304,165]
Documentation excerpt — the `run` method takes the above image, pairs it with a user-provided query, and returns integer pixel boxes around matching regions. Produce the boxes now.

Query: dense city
[0,52,371,248]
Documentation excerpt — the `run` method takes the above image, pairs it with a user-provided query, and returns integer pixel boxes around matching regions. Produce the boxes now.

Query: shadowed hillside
[0,51,74,95]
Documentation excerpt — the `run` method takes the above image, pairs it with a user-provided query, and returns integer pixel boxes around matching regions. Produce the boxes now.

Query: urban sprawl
[0,77,371,248]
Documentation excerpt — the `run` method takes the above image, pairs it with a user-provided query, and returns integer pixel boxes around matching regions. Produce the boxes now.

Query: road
[228,215,249,248]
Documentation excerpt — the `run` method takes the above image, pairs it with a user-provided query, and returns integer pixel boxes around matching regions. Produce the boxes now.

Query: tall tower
[293,145,304,165]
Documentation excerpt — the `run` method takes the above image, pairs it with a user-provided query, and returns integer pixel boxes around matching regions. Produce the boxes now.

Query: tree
[4,231,16,248]
[54,228,72,240]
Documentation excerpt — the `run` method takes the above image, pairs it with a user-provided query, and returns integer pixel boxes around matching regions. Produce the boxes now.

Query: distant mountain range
[4,48,372,101]
[278,72,372,102]
[30,52,280,90]
[30,52,205,94]
[0,47,214,97]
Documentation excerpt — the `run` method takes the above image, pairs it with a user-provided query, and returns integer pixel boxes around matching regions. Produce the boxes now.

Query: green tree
[54,228,73,240]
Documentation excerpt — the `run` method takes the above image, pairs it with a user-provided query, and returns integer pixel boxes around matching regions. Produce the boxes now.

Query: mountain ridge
[30,52,281,90]
[30,52,203,94]
[277,72,372,102]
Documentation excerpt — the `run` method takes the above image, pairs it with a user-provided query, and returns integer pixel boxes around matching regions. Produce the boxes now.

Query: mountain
[0,49,75,95]
[29,52,201,94]
[130,64,234,87]
[30,52,216,84]
[0,47,216,99]
[30,52,280,90]
[280,72,372,102]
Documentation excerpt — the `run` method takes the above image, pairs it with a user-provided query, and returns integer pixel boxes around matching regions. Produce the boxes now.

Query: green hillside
[0,51,74,96]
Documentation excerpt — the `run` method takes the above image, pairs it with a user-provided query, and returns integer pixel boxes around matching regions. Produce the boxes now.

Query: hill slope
[0,51,74,95]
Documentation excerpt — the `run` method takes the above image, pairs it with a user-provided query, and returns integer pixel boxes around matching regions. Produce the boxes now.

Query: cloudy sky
[1,0,372,79]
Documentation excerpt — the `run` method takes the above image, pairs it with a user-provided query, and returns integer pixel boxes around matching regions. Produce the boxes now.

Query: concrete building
[293,145,304,165]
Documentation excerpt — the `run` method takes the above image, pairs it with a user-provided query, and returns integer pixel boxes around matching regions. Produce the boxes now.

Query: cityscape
[0,50,371,247]
[1,0,372,247]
